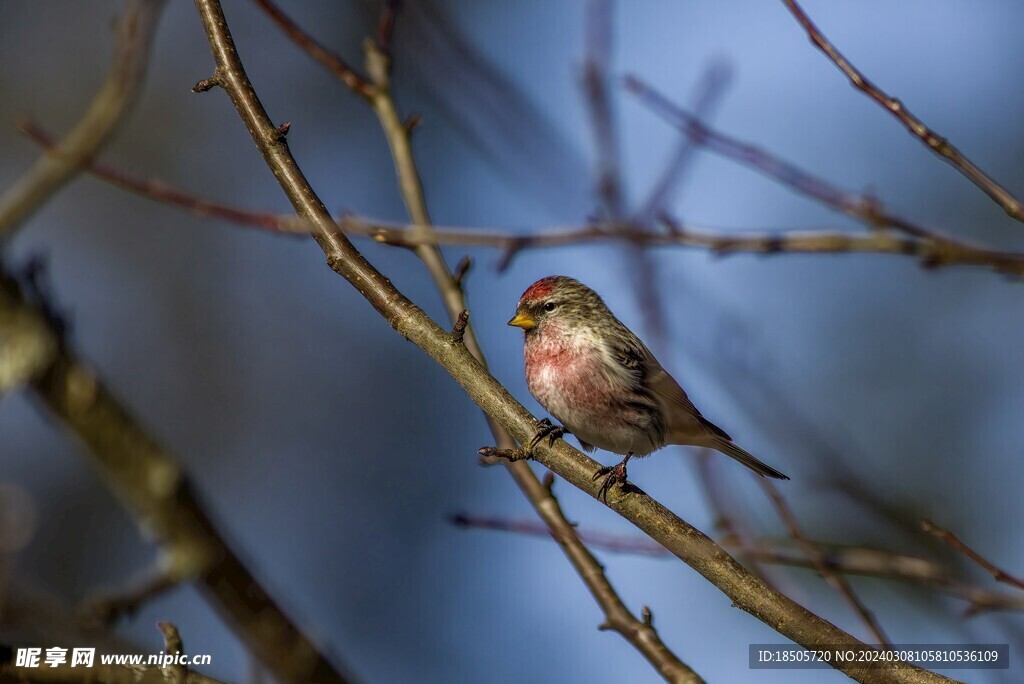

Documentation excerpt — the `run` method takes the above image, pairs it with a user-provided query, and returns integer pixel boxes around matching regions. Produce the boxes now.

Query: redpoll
[508,276,788,499]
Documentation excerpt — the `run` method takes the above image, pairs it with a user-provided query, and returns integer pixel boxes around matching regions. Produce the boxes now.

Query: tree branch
[0,270,355,684]
[760,480,890,647]
[452,514,1024,614]
[22,119,1024,279]
[249,0,373,99]
[189,1,955,680]
[583,0,626,220]
[921,520,1024,593]
[0,0,167,239]
[0,298,57,397]
[779,0,1024,223]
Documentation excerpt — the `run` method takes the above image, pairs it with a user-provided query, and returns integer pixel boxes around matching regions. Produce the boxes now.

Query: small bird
[508,275,788,499]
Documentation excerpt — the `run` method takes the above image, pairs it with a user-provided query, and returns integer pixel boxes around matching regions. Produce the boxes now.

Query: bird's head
[507,275,606,334]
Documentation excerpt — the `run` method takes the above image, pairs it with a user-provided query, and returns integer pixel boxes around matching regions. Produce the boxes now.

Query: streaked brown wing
[645,361,731,441]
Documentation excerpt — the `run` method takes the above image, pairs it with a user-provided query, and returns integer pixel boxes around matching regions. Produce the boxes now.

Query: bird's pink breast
[525,331,616,421]
[523,325,662,455]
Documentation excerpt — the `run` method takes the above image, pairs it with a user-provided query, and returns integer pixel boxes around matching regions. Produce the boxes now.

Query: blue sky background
[2,1,1024,682]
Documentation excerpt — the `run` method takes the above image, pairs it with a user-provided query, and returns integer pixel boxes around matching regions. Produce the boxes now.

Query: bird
[507,275,788,499]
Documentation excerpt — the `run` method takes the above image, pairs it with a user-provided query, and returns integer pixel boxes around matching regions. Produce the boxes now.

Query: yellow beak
[507,312,537,330]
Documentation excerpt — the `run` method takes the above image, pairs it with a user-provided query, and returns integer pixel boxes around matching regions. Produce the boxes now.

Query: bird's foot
[593,454,632,503]
[530,418,569,450]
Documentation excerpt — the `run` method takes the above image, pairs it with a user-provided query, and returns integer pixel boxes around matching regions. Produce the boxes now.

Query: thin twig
[760,480,891,647]
[17,120,301,234]
[637,60,733,224]
[628,75,969,242]
[695,451,775,586]
[779,0,1024,223]
[23,119,1024,279]
[452,514,1024,614]
[0,4,349,677]
[583,0,626,220]
[250,0,374,99]
[0,299,57,396]
[921,520,1024,592]
[376,0,402,54]
[79,565,180,626]
[629,60,732,359]
[0,0,167,239]
[190,1,954,680]
[157,622,187,684]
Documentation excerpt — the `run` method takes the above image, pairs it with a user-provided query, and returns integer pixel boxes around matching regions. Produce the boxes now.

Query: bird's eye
[543,302,556,312]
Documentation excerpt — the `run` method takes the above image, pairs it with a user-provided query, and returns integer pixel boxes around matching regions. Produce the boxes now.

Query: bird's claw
[593,461,629,503]
[530,418,569,450]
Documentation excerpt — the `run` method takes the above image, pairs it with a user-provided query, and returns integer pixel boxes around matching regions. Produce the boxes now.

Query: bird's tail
[711,438,789,480]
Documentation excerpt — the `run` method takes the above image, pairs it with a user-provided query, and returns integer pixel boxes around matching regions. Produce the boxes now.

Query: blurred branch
[250,0,374,99]
[760,480,890,647]
[1,580,144,658]
[625,61,734,353]
[248,3,701,680]
[157,622,186,684]
[695,451,774,585]
[79,565,179,627]
[0,0,167,239]
[0,299,57,397]
[0,5,350,677]
[637,60,733,225]
[625,75,1015,249]
[452,514,1024,614]
[22,120,1024,279]
[921,520,1024,593]
[0,623,225,684]
[0,268,354,684]
[624,76,1024,275]
[190,2,954,681]
[375,0,401,55]
[779,0,1024,223]
[18,120,301,235]
[583,0,626,219]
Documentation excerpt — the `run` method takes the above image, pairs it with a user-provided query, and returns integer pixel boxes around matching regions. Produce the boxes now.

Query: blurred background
[2,1,1024,681]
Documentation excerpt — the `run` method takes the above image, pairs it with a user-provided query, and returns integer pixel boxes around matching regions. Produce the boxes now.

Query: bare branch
[0,300,57,397]
[0,0,167,239]
[79,564,180,626]
[452,514,1024,614]
[376,0,402,55]
[250,0,374,99]
[695,451,775,586]
[921,520,1024,592]
[0,270,355,684]
[637,60,733,224]
[779,0,1024,223]
[583,0,626,219]
[628,76,940,239]
[18,120,302,235]
[760,480,890,647]
[629,60,732,356]
[24,117,1024,279]
[190,1,956,680]
[157,622,186,684]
